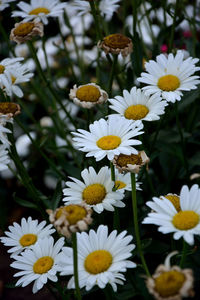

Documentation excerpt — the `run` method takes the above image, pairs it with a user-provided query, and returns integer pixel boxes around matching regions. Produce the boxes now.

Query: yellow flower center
[155,270,185,297]
[157,75,180,91]
[84,250,112,274]
[76,85,101,102]
[19,234,37,247]
[0,102,19,115]
[33,256,54,274]
[104,34,130,49]
[172,211,199,230]
[124,104,149,120]
[14,22,34,36]
[83,184,106,205]
[115,180,126,190]
[116,153,142,167]
[97,135,121,150]
[55,205,87,225]
[164,194,181,212]
[0,65,5,74]
[29,7,50,15]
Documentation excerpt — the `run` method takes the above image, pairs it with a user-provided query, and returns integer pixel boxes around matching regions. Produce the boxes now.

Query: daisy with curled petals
[0,0,15,11]
[114,169,142,193]
[63,166,125,214]
[11,236,64,294]
[0,145,10,171]
[58,225,136,291]
[143,184,200,245]
[72,115,144,161]
[138,50,200,103]
[12,0,66,25]
[0,217,55,257]
[109,87,167,122]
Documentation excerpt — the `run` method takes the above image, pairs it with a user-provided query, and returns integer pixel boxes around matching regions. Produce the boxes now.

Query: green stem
[132,0,138,37]
[89,1,103,41]
[72,233,82,300]
[131,173,150,277]
[110,161,116,191]
[169,0,179,52]
[108,54,118,97]
[180,240,188,268]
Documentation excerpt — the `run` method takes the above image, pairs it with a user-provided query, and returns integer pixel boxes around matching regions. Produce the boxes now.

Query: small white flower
[72,115,144,162]
[143,184,200,245]
[109,87,167,122]
[1,217,55,257]
[0,115,12,148]
[114,170,142,193]
[0,0,15,11]
[63,166,125,214]
[138,51,200,103]
[0,57,23,90]
[59,225,136,291]
[0,144,10,171]
[11,236,64,293]
[12,0,66,25]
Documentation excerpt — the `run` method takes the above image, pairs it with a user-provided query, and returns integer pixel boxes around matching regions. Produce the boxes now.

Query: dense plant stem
[110,161,116,190]
[132,0,138,37]
[169,0,179,52]
[131,173,150,277]
[108,54,118,97]
[72,233,82,300]
[180,240,188,268]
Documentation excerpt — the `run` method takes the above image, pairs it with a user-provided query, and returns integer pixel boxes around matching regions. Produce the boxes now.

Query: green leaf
[14,196,38,210]
[51,180,62,210]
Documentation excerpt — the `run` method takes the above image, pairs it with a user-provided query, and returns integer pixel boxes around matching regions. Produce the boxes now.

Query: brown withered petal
[10,21,44,44]
[0,102,21,118]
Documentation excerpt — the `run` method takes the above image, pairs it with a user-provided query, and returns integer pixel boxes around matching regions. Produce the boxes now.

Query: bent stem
[72,232,82,300]
[180,240,188,268]
[131,173,150,277]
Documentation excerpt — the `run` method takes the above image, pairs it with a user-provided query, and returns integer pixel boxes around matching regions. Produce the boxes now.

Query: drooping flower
[0,217,55,257]
[12,0,66,25]
[109,87,167,122]
[11,236,64,293]
[10,21,44,44]
[59,225,136,291]
[143,184,200,245]
[137,51,200,103]
[63,166,125,213]
[72,115,143,161]
[146,252,194,300]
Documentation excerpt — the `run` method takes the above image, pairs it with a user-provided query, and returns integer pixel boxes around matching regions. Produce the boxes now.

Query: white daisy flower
[143,184,200,245]
[0,0,15,11]
[10,236,64,294]
[0,57,24,90]
[138,51,200,103]
[63,166,125,214]
[59,225,136,291]
[0,115,12,148]
[3,63,33,98]
[0,217,55,257]
[114,170,142,193]
[12,0,66,25]
[109,87,167,122]
[72,115,144,162]
[0,144,10,171]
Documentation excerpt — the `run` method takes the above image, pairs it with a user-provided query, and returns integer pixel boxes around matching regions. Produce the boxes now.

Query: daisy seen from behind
[12,0,66,25]
[138,50,200,103]
[11,236,64,293]
[143,184,200,245]
[59,225,136,291]
[63,166,125,214]
[0,217,55,257]
[72,115,144,162]
[109,87,167,122]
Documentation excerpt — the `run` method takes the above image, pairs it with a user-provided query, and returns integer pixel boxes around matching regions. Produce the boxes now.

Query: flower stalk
[72,232,82,300]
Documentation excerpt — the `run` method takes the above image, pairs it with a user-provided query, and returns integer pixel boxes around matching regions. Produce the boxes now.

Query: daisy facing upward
[138,50,200,103]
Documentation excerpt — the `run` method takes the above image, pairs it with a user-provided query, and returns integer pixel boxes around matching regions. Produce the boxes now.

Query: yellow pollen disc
[172,211,199,230]
[55,205,87,225]
[97,135,121,150]
[104,34,130,49]
[116,153,142,167]
[0,102,18,115]
[33,256,54,274]
[124,104,149,120]
[29,7,50,15]
[84,250,112,274]
[0,65,5,74]
[19,234,37,247]
[14,22,34,36]
[76,85,101,102]
[155,270,185,297]
[164,194,181,212]
[83,184,106,205]
[115,180,126,190]
[157,75,180,91]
